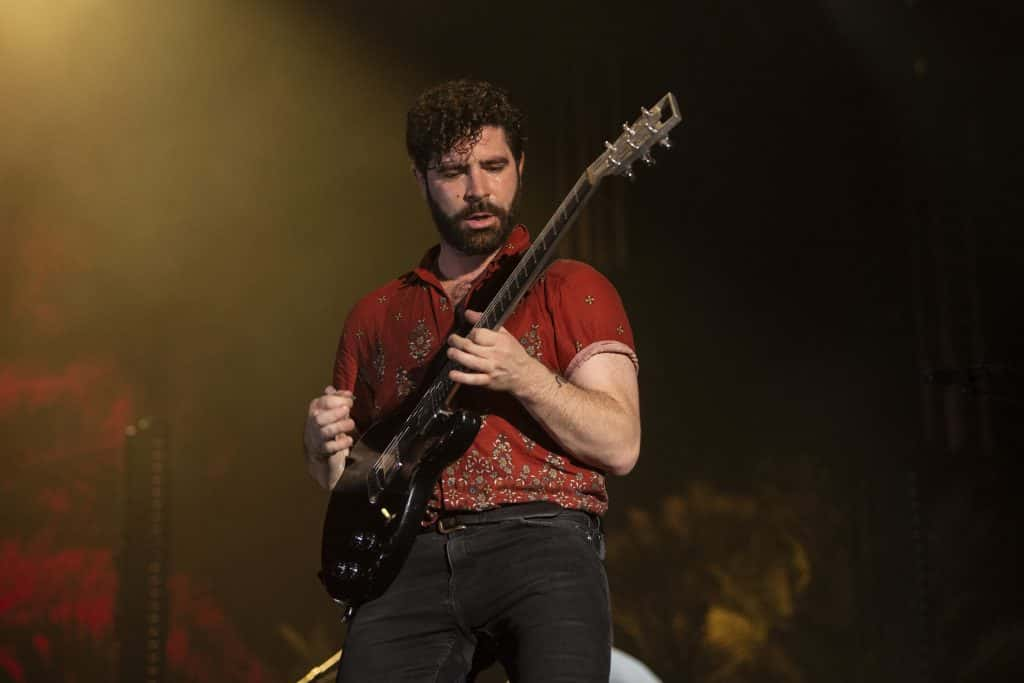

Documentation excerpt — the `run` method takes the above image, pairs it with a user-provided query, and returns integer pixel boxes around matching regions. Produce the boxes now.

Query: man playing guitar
[303,79,641,682]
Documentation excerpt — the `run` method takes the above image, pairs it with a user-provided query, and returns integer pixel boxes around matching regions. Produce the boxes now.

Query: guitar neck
[481,172,598,330]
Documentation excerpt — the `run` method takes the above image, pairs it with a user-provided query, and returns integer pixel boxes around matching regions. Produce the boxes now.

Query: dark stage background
[1,1,1021,681]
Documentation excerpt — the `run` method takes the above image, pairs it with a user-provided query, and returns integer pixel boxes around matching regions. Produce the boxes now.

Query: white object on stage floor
[610,647,662,683]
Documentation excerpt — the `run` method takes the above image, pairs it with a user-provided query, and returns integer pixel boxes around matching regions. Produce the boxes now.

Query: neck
[436,241,499,283]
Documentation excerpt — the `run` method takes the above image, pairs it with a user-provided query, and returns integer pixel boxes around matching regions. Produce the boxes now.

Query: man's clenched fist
[304,386,356,489]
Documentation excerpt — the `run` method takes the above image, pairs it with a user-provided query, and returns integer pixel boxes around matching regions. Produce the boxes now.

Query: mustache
[454,200,506,221]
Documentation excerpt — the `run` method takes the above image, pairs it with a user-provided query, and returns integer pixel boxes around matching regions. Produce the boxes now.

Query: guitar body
[319,408,481,609]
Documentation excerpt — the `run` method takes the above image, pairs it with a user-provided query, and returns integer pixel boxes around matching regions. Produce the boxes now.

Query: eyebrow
[442,154,508,167]
[435,154,510,173]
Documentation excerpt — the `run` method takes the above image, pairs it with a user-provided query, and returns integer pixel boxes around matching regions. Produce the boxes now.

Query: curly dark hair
[406,79,525,174]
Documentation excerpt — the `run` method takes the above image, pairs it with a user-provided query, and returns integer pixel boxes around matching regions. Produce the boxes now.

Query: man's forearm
[513,363,640,476]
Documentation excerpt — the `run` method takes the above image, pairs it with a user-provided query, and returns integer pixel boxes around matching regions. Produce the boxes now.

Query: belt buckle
[437,517,466,534]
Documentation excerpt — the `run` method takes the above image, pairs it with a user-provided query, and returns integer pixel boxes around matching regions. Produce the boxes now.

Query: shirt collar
[408,224,531,290]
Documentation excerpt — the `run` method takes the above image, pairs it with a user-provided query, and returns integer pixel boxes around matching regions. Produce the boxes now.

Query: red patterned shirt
[332,225,637,517]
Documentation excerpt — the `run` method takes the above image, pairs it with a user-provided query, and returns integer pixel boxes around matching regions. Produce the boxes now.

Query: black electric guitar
[320,93,682,617]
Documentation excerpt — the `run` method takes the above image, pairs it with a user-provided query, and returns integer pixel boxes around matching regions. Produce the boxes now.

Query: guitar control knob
[336,561,364,580]
[350,533,378,551]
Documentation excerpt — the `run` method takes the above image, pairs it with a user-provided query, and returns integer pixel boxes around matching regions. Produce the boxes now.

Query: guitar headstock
[586,92,682,183]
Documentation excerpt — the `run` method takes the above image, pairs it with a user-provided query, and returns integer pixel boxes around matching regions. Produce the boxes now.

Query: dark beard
[426,185,520,256]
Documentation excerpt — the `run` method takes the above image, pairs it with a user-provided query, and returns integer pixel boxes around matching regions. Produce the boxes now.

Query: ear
[411,165,427,200]
[517,152,525,178]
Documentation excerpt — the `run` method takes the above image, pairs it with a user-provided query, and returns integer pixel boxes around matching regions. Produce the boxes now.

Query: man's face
[418,125,524,256]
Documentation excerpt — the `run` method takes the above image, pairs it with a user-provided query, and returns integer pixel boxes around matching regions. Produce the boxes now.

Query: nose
[463,166,491,203]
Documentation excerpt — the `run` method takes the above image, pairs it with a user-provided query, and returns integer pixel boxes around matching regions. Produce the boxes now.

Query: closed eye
[437,165,465,178]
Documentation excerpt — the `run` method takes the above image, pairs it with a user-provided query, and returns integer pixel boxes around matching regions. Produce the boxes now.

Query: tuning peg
[640,107,660,133]
[624,164,636,181]
[641,152,655,166]
[659,137,673,150]
[622,122,636,136]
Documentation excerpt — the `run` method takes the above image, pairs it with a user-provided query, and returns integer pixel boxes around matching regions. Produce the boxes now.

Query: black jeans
[336,505,611,682]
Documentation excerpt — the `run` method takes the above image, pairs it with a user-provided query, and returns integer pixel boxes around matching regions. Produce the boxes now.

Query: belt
[433,502,593,534]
